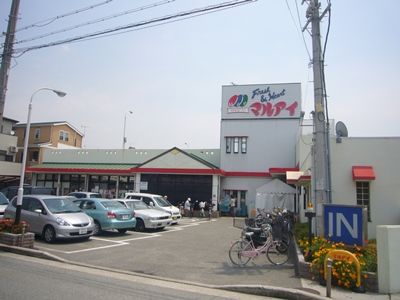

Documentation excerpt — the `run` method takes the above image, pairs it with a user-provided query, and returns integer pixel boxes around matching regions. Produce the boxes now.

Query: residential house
[0,117,21,188]
[14,121,83,168]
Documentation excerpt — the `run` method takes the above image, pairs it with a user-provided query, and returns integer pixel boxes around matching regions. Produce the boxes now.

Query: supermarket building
[27,83,400,238]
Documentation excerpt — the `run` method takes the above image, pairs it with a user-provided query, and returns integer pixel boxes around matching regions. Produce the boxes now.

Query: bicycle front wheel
[266,242,289,265]
[229,240,251,266]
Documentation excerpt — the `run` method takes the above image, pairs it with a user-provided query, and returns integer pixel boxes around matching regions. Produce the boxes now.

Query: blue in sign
[323,204,364,246]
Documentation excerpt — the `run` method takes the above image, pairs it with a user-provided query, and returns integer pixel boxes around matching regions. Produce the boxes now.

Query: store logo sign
[226,86,299,117]
[249,101,298,117]
[227,94,249,113]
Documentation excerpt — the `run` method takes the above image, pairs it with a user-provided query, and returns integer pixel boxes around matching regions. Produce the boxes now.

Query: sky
[1,0,399,149]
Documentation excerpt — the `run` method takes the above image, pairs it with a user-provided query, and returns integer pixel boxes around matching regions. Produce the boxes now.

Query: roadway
[0,251,274,300]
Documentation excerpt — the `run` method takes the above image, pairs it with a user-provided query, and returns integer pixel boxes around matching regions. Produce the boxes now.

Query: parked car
[68,192,102,199]
[124,193,182,224]
[4,195,95,243]
[1,185,55,200]
[73,198,136,235]
[117,199,172,231]
[0,192,9,219]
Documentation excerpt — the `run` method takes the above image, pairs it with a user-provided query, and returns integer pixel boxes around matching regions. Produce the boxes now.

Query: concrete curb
[0,243,68,263]
[218,285,326,300]
[0,243,325,300]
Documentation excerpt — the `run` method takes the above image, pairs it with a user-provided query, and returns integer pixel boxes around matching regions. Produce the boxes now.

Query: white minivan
[124,193,181,224]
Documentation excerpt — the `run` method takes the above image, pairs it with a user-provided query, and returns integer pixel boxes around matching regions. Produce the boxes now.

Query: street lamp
[14,88,66,225]
[122,110,133,149]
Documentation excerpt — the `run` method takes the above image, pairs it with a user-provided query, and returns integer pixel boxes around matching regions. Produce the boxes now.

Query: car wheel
[117,229,127,234]
[135,219,145,232]
[93,221,102,235]
[43,225,56,243]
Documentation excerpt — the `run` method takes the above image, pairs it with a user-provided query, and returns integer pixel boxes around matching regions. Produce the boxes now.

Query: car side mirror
[34,208,45,215]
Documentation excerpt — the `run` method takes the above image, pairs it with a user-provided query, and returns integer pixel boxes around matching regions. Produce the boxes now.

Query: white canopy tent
[255,179,296,211]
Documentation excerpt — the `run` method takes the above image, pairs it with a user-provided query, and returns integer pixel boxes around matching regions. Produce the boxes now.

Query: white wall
[296,136,400,239]
[330,137,400,238]
[377,225,400,293]
[220,119,299,172]
[0,133,17,152]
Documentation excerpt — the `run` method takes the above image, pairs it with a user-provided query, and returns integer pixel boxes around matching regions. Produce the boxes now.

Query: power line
[294,0,312,61]
[285,0,299,32]
[67,1,253,45]
[13,0,257,56]
[283,0,311,61]
[15,0,115,33]
[13,0,176,46]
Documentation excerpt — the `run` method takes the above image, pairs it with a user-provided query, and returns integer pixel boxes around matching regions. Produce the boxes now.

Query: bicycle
[254,208,294,251]
[228,224,289,266]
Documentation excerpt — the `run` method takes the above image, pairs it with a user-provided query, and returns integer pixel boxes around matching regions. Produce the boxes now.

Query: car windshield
[126,200,149,210]
[43,198,82,214]
[154,196,172,207]
[101,201,126,209]
[0,192,8,205]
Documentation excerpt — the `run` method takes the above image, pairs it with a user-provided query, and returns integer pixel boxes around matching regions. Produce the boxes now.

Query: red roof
[352,166,376,181]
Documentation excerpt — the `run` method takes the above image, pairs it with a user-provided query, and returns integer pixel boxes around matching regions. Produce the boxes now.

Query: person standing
[230,196,236,217]
[184,198,191,216]
[199,200,206,217]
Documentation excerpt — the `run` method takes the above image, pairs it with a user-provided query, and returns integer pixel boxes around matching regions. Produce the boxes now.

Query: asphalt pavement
[1,217,398,299]
[27,217,300,288]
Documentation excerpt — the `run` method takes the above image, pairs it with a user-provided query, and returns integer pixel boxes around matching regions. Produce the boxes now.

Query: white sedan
[0,192,9,219]
[117,199,172,231]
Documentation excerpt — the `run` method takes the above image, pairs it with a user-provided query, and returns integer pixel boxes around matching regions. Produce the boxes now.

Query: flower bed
[294,222,378,292]
[0,218,34,248]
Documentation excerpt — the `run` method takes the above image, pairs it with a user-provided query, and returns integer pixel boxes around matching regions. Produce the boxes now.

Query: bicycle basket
[271,223,284,240]
[244,218,256,227]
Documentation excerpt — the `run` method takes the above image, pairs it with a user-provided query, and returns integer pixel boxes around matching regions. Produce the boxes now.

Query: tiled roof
[42,148,221,167]
[27,163,136,173]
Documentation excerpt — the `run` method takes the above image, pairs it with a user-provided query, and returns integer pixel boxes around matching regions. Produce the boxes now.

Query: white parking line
[115,234,161,242]
[64,243,130,254]
[35,219,217,255]
[90,236,130,243]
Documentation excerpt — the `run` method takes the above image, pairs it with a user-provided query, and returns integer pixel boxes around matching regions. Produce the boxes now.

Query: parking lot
[33,217,302,289]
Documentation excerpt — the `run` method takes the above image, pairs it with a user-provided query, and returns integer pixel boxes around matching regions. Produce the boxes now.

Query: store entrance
[140,174,212,206]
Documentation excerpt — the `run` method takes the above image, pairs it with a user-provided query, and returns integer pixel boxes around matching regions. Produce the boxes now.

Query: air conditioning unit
[8,145,17,153]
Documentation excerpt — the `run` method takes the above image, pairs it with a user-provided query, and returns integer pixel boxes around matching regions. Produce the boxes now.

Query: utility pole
[0,0,20,132]
[303,0,331,236]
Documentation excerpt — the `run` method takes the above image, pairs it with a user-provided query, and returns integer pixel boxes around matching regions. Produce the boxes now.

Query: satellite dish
[335,121,348,137]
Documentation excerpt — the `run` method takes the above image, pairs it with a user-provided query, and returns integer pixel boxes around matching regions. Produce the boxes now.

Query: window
[142,197,151,206]
[59,131,69,142]
[226,137,232,153]
[32,151,39,162]
[28,198,44,213]
[34,128,40,139]
[233,137,239,153]
[356,181,371,221]
[84,201,96,210]
[241,137,247,153]
[225,136,248,154]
